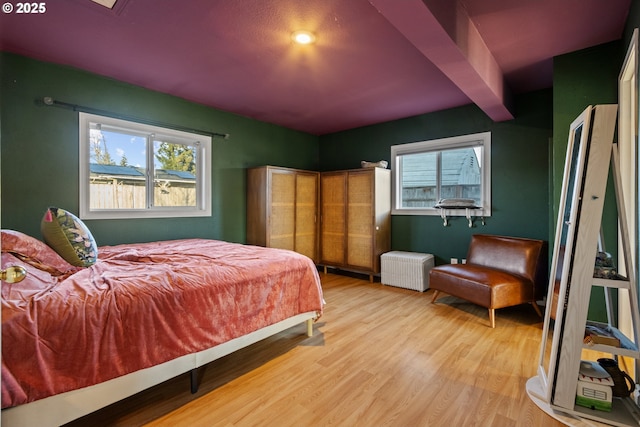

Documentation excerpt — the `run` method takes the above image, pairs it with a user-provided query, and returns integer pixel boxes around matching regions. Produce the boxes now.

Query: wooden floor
[67,272,566,427]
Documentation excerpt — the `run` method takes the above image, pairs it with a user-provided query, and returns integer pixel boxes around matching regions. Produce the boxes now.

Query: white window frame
[79,112,212,219]
[391,131,491,216]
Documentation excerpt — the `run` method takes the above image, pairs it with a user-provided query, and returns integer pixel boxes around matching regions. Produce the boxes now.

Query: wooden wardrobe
[246,166,320,263]
[320,167,391,280]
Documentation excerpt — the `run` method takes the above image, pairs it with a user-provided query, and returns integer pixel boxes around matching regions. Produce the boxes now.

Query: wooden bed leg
[190,368,199,394]
[489,309,496,328]
[306,318,313,337]
[531,301,543,318]
[431,290,440,303]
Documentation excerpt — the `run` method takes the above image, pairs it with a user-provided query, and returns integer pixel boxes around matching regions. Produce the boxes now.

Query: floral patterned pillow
[1,229,79,276]
[41,207,98,267]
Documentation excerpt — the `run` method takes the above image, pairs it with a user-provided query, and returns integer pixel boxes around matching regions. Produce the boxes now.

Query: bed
[0,229,324,426]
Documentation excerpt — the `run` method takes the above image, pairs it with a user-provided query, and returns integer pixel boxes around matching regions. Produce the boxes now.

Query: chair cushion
[430,264,534,309]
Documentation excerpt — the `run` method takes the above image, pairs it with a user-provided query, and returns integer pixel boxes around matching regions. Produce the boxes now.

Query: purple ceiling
[0,0,630,135]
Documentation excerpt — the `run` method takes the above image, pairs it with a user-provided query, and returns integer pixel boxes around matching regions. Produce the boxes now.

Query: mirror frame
[536,106,593,402]
[618,28,639,382]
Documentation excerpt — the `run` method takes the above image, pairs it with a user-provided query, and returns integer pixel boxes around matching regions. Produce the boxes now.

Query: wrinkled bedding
[1,238,323,409]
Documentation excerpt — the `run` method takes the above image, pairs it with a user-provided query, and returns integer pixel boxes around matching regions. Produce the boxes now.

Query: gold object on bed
[0,265,26,283]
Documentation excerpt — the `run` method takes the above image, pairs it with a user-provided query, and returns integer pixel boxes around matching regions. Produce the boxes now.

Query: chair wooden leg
[489,308,496,328]
[531,301,543,318]
[431,290,440,303]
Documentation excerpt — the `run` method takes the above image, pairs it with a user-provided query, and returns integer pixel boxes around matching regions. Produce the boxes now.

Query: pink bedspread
[1,239,323,409]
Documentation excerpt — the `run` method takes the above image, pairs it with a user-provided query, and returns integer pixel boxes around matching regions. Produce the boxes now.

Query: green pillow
[41,207,98,267]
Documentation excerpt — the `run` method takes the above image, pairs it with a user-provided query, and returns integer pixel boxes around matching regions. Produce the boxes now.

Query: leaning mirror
[529,106,593,402]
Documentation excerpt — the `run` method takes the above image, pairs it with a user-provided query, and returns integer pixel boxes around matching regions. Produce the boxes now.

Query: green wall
[0,53,320,245]
[625,0,640,45]
[319,90,553,265]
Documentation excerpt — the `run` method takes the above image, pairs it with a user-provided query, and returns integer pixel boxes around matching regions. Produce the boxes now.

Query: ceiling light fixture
[291,30,316,45]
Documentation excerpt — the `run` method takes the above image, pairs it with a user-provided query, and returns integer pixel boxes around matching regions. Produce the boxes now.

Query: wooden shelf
[583,320,640,358]
[593,276,632,289]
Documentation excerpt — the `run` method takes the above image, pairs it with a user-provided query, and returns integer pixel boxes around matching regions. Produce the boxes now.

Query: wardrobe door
[346,170,374,270]
[320,172,346,265]
[268,169,296,251]
[295,172,319,262]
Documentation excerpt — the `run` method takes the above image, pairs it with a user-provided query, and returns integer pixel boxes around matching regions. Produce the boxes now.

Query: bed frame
[1,312,316,427]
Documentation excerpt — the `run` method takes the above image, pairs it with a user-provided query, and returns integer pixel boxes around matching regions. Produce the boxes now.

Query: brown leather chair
[429,234,547,328]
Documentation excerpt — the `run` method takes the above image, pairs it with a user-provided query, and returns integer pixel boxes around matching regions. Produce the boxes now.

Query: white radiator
[380,251,434,292]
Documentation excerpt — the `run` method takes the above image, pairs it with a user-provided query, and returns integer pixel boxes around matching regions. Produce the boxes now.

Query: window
[79,113,212,219]
[391,132,491,216]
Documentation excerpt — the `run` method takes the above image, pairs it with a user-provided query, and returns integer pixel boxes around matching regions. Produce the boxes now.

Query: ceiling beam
[369,0,514,121]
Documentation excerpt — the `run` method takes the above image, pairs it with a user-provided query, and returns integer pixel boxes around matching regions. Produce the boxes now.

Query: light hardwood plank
[65,273,564,427]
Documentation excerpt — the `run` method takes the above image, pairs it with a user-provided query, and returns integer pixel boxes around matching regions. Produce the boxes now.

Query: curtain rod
[38,96,230,140]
